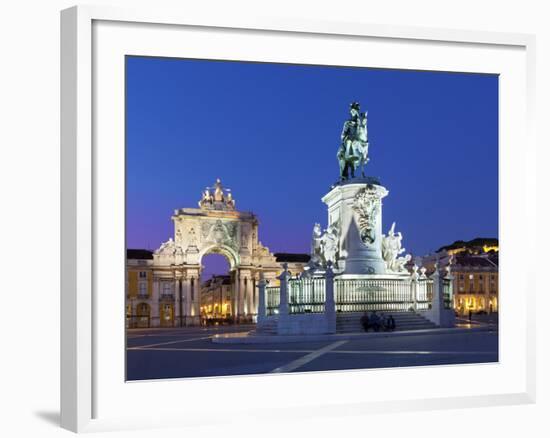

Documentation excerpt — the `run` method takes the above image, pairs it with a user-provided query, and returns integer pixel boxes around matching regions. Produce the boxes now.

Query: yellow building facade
[126,249,155,328]
[200,275,233,321]
[198,253,310,323]
[452,256,499,315]
[421,240,498,316]
[126,248,310,328]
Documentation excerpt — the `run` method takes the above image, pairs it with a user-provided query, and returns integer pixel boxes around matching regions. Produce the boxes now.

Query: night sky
[126,56,498,279]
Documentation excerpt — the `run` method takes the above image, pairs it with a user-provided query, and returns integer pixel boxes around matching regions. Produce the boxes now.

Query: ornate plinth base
[322,178,388,275]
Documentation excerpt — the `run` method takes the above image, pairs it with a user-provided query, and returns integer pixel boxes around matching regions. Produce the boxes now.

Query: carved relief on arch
[188,226,198,247]
[201,219,238,250]
[176,219,200,249]
[251,226,259,249]
[240,223,251,249]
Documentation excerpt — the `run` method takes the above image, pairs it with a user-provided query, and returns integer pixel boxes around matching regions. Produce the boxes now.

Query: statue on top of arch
[198,178,236,211]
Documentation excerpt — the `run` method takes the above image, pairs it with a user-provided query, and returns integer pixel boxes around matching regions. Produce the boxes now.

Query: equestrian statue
[337,101,370,180]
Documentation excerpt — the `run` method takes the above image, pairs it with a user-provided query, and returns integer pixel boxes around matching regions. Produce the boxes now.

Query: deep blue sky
[126,56,498,278]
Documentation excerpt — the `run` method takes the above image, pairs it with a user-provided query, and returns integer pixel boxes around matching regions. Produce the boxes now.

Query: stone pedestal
[322,177,388,275]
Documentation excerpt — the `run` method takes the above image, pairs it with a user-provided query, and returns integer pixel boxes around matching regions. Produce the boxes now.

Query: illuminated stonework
[322,179,389,275]
[253,103,456,336]
[352,185,381,245]
[126,179,311,328]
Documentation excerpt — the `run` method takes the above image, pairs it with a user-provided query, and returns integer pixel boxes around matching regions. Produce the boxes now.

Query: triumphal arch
[152,179,280,326]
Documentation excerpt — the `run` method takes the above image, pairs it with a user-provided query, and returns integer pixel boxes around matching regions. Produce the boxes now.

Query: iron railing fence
[335,278,420,312]
[288,277,326,314]
[262,277,436,315]
[442,278,453,309]
[266,286,280,316]
[413,280,433,311]
[126,316,150,328]
[426,280,434,303]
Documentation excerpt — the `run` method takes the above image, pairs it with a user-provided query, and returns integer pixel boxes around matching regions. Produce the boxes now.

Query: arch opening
[200,250,234,323]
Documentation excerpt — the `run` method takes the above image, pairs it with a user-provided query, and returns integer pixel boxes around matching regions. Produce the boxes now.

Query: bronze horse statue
[337,102,369,180]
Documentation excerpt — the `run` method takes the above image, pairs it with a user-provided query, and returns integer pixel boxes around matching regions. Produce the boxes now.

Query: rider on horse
[337,101,369,180]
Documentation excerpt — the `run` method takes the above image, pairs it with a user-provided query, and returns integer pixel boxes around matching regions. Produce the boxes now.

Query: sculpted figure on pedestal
[310,223,323,266]
[321,222,340,265]
[199,189,213,208]
[337,101,370,180]
[155,237,185,258]
[155,237,174,254]
[226,191,235,209]
[445,254,454,279]
[198,178,236,211]
[393,254,411,273]
[381,222,411,273]
[213,178,224,202]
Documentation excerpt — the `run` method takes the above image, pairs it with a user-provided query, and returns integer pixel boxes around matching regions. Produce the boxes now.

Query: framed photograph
[61,5,536,433]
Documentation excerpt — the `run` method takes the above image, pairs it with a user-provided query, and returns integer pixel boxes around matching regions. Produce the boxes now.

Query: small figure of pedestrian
[380,313,388,331]
[388,314,396,331]
[360,311,370,332]
[370,311,380,332]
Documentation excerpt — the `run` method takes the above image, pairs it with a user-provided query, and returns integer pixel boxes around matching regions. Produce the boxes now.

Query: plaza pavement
[126,323,498,381]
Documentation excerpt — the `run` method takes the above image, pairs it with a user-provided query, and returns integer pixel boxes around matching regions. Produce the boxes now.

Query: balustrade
[288,277,326,314]
[334,278,417,312]
[442,278,453,309]
[263,276,434,315]
[266,286,280,316]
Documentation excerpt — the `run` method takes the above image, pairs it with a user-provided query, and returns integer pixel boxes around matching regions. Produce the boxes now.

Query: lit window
[163,304,172,320]
[138,282,147,295]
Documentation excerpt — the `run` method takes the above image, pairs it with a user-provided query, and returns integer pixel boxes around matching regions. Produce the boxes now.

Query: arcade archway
[151,179,280,326]
[200,252,232,322]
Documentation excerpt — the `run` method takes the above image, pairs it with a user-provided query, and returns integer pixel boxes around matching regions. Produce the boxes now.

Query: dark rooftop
[127,249,154,260]
[274,253,311,263]
[453,254,499,268]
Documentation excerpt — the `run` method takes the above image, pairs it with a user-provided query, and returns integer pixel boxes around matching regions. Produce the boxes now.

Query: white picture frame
[60,4,536,433]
